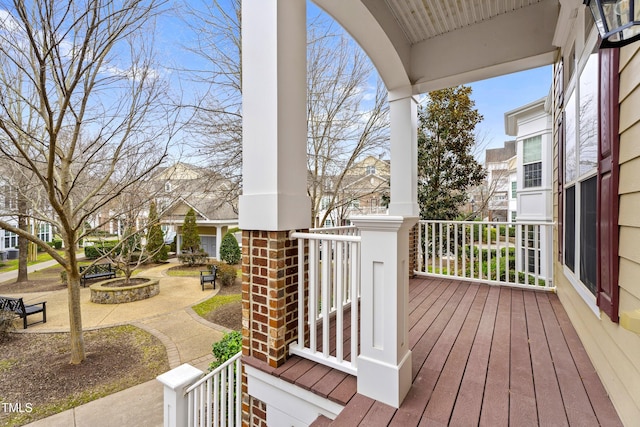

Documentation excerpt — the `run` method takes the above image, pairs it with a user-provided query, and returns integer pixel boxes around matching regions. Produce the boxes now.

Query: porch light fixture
[585,0,640,47]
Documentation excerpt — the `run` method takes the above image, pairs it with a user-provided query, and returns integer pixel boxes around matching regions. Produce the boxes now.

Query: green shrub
[209,330,242,371]
[181,208,201,253]
[84,243,118,259]
[170,236,177,253]
[178,249,208,266]
[219,232,241,265]
[215,263,237,287]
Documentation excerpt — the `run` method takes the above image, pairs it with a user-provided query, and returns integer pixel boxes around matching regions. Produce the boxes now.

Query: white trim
[562,265,601,319]
[245,365,343,426]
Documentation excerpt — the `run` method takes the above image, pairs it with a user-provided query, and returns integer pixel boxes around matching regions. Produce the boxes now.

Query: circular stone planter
[90,277,159,304]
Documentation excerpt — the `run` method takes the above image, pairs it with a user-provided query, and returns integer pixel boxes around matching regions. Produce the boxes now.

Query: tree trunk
[64,243,85,364]
[16,196,29,283]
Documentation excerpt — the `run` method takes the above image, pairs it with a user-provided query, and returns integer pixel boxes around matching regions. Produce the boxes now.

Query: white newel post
[388,91,419,217]
[351,215,418,408]
[156,364,203,427]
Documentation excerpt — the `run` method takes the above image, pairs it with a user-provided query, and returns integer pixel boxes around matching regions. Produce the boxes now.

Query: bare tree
[306,21,389,226]
[0,0,177,364]
[181,2,389,227]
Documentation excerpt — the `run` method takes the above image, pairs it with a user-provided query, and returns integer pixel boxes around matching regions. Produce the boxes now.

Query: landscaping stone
[90,277,160,304]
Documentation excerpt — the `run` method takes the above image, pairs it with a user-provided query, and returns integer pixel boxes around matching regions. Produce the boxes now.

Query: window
[320,196,331,210]
[4,231,18,248]
[365,165,376,175]
[164,182,172,192]
[580,177,597,293]
[521,225,541,274]
[324,219,333,227]
[563,41,599,297]
[523,135,542,187]
[511,211,517,222]
[37,223,50,242]
[3,185,16,210]
[511,181,517,199]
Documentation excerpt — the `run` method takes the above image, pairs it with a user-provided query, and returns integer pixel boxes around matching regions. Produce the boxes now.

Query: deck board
[247,277,622,426]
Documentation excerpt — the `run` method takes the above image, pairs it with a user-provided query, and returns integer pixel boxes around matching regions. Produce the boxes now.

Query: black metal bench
[200,265,218,291]
[0,296,47,329]
[79,263,116,287]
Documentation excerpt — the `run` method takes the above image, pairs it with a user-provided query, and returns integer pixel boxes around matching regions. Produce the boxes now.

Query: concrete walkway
[2,260,229,427]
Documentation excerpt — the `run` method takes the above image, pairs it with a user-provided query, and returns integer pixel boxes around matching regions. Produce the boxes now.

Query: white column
[215,225,223,260]
[351,215,418,408]
[239,0,310,231]
[156,363,203,427]
[388,90,419,217]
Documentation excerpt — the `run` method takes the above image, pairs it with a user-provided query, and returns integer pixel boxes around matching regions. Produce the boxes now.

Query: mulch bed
[202,278,242,331]
[0,326,169,426]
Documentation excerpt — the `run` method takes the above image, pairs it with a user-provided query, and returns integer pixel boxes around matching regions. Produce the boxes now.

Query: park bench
[200,265,218,291]
[80,263,116,287]
[0,296,47,329]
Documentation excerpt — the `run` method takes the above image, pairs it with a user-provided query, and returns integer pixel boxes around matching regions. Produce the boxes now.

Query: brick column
[241,230,303,426]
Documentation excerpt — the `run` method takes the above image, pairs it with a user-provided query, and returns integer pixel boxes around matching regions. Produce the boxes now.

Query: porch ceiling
[314,0,563,94]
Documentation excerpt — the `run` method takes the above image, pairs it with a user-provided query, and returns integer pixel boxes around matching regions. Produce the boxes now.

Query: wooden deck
[246,277,623,426]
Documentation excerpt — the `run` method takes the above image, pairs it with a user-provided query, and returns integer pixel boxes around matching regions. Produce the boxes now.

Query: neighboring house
[314,155,390,227]
[0,182,53,256]
[161,2,640,426]
[505,96,554,279]
[485,140,516,221]
[155,162,238,260]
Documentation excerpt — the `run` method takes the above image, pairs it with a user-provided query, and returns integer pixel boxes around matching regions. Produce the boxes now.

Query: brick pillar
[241,230,302,426]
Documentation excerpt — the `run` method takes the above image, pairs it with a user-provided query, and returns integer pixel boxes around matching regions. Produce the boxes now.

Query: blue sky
[469,66,553,151]
[158,1,554,161]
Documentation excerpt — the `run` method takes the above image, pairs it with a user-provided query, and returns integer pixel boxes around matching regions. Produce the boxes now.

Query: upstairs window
[365,165,376,175]
[523,135,542,188]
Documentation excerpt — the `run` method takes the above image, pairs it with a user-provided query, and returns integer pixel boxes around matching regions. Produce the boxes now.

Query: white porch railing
[184,352,242,427]
[289,226,361,375]
[416,220,554,290]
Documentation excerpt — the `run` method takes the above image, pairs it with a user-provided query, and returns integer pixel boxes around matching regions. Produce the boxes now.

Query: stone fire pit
[90,277,159,304]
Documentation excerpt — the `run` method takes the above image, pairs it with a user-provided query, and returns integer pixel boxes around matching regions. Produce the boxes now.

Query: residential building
[485,141,516,221]
[155,162,238,260]
[314,155,390,227]
[505,96,554,279]
[161,2,639,426]
[0,182,53,256]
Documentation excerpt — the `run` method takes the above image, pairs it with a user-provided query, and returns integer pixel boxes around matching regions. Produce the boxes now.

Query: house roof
[160,197,237,223]
[485,141,516,164]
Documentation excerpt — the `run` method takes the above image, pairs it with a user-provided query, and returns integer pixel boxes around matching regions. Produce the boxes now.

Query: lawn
[0,325,169,426]
[0,250,66,273]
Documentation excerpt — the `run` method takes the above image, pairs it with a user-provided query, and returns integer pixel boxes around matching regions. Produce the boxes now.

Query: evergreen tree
[417,86,486,220]
[181,208,201,253]
[219,231,241,265]
[146,201,167,262]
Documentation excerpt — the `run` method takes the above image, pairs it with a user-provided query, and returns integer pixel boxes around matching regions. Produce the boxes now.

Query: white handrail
[416,220,555,290]
[185,352,242,427]
[289,228,361,375]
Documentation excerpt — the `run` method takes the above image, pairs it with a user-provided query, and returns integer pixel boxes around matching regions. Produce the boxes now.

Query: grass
[0,325,169,426]
[0,250,65,273]
[192,294,242,317]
